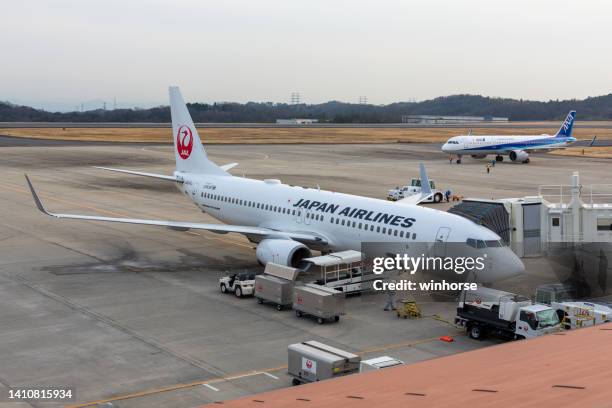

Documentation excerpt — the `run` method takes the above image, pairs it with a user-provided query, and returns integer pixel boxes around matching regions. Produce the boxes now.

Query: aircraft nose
[484,247,525,281]
[441,143,449,152]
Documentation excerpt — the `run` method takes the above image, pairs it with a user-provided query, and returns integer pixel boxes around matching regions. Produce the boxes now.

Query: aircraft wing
[25,175,327,245]
[94,166,183,182]
[396,163,433,205]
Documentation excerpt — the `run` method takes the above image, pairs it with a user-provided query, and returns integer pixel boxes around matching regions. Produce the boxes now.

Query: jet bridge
[448,200,511,244]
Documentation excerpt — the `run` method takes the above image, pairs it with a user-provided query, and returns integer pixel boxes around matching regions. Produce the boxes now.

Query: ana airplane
[442,111,592,164]
[25,87,524,282]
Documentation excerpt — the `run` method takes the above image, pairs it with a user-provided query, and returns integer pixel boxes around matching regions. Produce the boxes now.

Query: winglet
[419,162,432,196]
[590,135,597,147]
[24,175,51,216]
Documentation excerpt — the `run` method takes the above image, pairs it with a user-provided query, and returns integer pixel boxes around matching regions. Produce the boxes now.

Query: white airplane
[442,111,593,164]
[25,87,524,282]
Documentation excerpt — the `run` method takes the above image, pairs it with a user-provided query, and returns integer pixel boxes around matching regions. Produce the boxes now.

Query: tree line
[2,94,612,122]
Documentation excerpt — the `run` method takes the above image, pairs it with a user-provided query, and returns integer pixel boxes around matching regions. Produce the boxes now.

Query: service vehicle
[387,178,444,203]
[219,272,256,297]
[455,287,560,340]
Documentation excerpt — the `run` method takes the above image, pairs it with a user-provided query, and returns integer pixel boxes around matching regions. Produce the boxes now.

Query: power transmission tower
[359,96,368,104]
[291,92,301,105]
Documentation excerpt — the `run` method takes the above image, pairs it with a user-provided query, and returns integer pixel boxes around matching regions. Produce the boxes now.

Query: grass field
[3,125,612,143]
[2,126,611,158]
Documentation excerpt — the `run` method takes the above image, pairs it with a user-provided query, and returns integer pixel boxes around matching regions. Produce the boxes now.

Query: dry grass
[2,125,612,145]
[550,146,612,159]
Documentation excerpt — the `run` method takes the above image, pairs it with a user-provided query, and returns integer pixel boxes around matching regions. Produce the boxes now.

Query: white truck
[552,301,612,330]
[455,287,561,340]
[387,178,444,203]
[219,272,256,297]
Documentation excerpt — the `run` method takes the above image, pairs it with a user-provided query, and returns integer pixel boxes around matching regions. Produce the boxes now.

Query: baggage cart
[293,284,345,324]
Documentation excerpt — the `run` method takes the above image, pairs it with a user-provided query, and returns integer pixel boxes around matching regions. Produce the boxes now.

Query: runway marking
[65,365,287,408]
[66,333,455,408]
[203,384,219,392]
[263,372,279,380]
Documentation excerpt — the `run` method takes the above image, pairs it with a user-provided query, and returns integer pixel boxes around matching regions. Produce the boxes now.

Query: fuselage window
[382,227,386,234]
[292,210,295,215]
[358,222,362,229]
[400,231,404,238]
[377,226,380,233]
[370,225,374,231]
[331,217,334,223]
[352,221,356,228]
[412,233,417,240]
[341,219,345,226]
[320,216,324,222]
[394,230,398,236]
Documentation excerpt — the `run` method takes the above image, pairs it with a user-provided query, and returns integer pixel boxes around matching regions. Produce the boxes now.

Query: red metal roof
[212,324,612,407]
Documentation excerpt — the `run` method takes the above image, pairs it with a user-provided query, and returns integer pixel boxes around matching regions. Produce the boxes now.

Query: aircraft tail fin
[169,86,228,176]
[555,110,576,138]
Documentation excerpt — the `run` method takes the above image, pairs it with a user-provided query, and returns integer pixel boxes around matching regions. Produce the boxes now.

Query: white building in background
[276,118,319,125]
[401,115,509,124]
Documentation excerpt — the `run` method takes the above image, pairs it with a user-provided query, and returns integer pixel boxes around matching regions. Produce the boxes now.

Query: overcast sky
[3,0,612,110]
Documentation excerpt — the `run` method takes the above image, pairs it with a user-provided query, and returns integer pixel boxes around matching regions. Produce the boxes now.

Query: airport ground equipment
[387,177,444,203]
[255,263,301,310]
[359,356,404,373]
[303,250,376,294]
[287,341,360,385]
[219,272,256,297]
[455,287,561,340]
[535,283,577,305]
[396,298,422,319]
[293,284,345,324]
[552,301,612,330]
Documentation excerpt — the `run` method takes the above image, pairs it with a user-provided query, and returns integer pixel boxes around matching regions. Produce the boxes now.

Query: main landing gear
[495,155,504,162]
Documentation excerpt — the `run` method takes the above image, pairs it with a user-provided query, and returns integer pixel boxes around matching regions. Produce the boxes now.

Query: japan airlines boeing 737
[25,87,524,282]
[442,111,592,164]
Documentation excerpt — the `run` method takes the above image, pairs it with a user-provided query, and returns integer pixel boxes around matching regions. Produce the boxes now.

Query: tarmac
[0,136,610,407]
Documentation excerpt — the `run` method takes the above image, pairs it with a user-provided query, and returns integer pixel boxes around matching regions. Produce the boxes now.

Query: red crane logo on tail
[176,125,193,159]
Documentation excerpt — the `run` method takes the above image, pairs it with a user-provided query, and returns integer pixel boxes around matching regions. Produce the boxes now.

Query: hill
[2,94,612,123]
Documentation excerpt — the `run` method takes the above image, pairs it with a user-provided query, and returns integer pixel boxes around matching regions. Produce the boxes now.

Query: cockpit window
[467,238,505,248]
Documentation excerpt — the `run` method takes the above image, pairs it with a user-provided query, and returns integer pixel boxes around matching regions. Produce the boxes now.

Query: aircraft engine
[509,150,529,162]
[256,238,312,268]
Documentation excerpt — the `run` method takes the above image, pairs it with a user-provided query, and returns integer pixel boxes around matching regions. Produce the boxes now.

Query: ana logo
[176,125,193,159]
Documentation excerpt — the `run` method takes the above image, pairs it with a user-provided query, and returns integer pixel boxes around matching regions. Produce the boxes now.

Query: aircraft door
[433,227,451,257]
[304,210,311,225]
[294,209,302,224]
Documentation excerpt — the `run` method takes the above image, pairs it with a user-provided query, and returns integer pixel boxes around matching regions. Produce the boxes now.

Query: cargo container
[254,263,301,310]
[293,284,345,324]
[288,341,360,385]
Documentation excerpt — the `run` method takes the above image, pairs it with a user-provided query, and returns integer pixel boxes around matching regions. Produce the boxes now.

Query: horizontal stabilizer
[220,162,239,171]
[93,166,182,182]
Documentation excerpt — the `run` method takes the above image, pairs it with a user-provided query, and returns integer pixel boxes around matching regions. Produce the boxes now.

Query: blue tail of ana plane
[555,110,576,138]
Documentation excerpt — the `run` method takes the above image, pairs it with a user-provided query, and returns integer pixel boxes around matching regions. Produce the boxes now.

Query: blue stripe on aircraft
[464,137,573,151]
